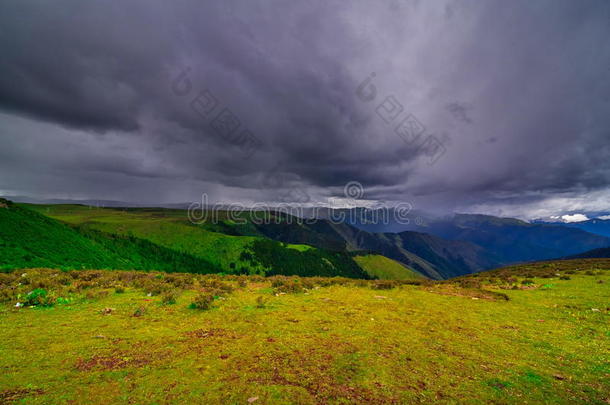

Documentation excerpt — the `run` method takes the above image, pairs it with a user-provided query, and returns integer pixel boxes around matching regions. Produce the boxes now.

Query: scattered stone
[100,308,114,315]
[247,397,259,403]
[591,308,600,312]
[553,374,566,380]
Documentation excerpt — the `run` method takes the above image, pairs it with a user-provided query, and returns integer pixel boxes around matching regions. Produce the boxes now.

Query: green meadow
[0,260,608,404]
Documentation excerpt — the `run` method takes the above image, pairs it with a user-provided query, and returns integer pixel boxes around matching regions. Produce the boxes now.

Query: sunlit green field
[1,261,608,404]
[22,204,260,271]
[353,254,423,280]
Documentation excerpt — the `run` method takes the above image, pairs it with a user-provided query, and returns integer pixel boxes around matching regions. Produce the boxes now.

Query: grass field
[6,204,368,279]
[353,254,423,280]
[21,204,259,271]
[1,260,608,404]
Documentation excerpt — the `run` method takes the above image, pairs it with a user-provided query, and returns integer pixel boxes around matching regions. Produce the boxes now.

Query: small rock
[14,302,22,308]
[100,307,114,315]
[553,374,566,380]
[591,308,600,312]
[374,295,387,299]
[247,397,259,403]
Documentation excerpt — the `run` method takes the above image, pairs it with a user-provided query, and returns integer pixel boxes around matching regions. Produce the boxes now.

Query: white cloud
[597,215,610,220]
[561,214,589,223]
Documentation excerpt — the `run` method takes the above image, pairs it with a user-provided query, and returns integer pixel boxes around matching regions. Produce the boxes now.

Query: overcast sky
[1,0,609,219]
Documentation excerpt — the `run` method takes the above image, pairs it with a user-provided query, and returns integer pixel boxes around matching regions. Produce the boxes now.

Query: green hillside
[0,201,219,273]
[0,259,608,403]
[12,203,369,279]
[353,254,423,280]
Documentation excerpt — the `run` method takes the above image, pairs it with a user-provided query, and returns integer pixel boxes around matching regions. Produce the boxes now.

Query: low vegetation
[353,254,424,280]
[0,260,608,403]
[9,203,369,278]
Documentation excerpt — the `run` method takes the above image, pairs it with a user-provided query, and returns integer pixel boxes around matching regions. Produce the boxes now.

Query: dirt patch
[425,285,509,301]
[75,351,152,371]
[184,328,237,339]
[242,342,400,404]
[0,387,44,403]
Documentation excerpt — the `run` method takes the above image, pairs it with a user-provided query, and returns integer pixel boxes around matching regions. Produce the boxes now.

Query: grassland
[6,203,369,279]
[353,254,423,280]
[0,203,219,273]
[1,260,608,404]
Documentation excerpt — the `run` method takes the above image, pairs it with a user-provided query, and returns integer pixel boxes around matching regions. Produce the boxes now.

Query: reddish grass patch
[0,387,44,403]
[75,351,151,371]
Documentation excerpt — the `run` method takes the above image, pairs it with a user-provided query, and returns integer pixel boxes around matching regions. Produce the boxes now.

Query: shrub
[142,280,165,296]
[24,288,56,307]
[85,290,109,301]
[371,280,399,290]
[559,275,571,280]
[0,288,14,303]
[256,295,266,308]
[521,279,534,285]
[161,289,180,305]
[190,293,215,310]
[271,277,305,294]
[133,306,146,317]
[114,286,125,294]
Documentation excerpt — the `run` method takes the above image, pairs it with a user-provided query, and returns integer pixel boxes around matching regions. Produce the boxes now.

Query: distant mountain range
[563,246,610,259]
[533,218,610,238]
[245,215,502,279]
[238,211,610,279]
[3,197,609,280]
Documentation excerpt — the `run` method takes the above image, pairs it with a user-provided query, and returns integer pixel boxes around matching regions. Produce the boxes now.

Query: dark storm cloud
[0,0,609,218]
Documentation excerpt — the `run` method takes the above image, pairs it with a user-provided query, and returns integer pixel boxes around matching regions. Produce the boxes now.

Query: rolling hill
[4,201,369,279]
[0,200,220,273]
[352,254,423,280]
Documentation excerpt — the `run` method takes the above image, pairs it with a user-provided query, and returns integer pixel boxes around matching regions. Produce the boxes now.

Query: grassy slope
[0,260,608,404]
[22,204,257,271]
[21,204,369,278]
[353,254,423,280]
[0,204,219,273]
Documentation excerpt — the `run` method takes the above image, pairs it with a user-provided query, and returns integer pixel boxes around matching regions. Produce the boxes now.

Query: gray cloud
[0,0,609,218]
